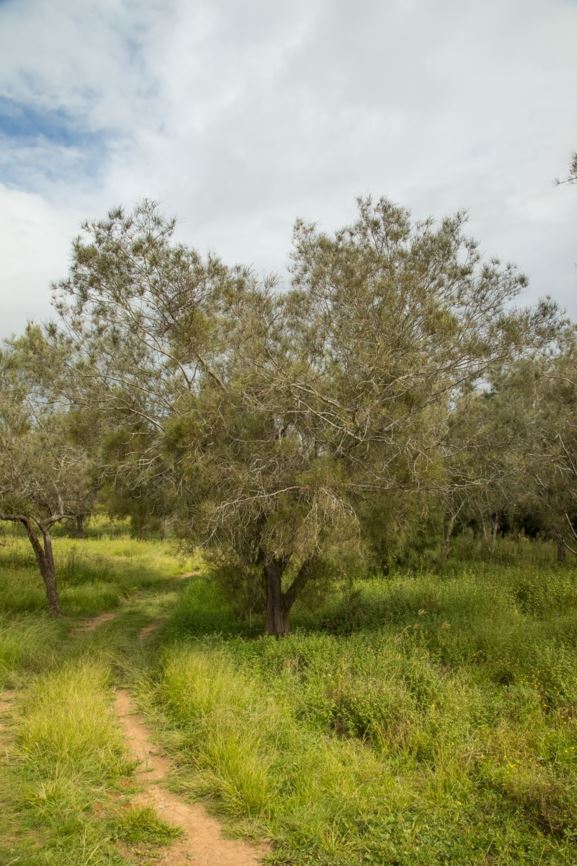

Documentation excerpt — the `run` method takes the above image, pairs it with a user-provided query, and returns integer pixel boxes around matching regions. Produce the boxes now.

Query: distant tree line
[1,160,576,633]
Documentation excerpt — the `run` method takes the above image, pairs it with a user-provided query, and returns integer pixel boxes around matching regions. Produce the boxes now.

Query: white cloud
[0,185,81,335]
[0,0,576,337]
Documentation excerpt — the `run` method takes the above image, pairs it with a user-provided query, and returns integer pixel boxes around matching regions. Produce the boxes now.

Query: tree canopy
[19,196,560,632]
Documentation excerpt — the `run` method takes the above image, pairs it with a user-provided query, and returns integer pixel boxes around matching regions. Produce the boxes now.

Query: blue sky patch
[0,96,109,188]
[0,96,94,147]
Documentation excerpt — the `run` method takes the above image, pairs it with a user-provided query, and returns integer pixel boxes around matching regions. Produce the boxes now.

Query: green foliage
[43,197,566,633]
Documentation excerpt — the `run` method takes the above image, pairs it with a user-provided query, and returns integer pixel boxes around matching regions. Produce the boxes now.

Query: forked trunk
[24,522,61,617]
[263,557,312,637]
[0,513,62,617]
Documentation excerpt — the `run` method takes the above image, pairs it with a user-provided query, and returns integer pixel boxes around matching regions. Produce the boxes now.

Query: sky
[0,0,576,338]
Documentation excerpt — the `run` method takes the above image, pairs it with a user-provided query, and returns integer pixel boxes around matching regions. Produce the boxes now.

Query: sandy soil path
[0,689,15,756]
[115,689,268,866]
[75,570,193,636]
[74,611,118,634]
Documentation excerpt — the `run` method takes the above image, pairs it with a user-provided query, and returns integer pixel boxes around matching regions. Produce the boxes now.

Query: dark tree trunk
[41,528,60,616]
[557,537,566,563]
[264,559,290,637]
[263,557,312,637]
[75,514,86,538]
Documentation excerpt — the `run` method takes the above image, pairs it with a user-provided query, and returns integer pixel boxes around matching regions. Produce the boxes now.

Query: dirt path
[0,689,16,756]
[73,573,269,863]
[74,610,117,634]
[138,620,161,639]
[115,690,268,866]
[75,570,193,637]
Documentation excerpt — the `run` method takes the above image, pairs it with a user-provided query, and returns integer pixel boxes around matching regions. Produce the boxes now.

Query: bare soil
[0,689,16,756]
[74,611,117,634]
[115,689,269,866]
[138,620,161,639]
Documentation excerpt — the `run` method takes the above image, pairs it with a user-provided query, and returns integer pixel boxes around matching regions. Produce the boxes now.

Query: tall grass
[2,531,577,863]
[149,562,577,865]
[0,660,131,865]
[0,533,194,864]
[0,534,195,618]
[0,614,62,687]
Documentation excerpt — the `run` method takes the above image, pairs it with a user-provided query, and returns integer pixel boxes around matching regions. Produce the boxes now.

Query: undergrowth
[2,532,577,864]
[149,562,577,865]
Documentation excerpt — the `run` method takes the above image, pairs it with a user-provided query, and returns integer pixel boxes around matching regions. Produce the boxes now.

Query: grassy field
[1,527,577,864]
[0,528,193,865]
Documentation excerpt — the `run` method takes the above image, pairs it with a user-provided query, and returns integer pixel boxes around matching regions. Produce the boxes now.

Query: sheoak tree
[0,345,96,615]
[52,198,555,634]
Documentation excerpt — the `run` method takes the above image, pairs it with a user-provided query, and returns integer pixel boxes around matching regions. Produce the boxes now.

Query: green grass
[111,805,183,845]
[0,531,196,865]
[2,532,577,864]
[0,532,195,616]
[0,660,129,865]
[146,562,577,865]
[0,614,63,688]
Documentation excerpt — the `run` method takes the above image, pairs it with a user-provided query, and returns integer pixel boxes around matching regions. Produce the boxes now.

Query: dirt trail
[75,570,193,637]
[74,611,117,634]
[73,571,268,863]
[138,620,161,639]
[0,689,16,756]
[115,690,268,866]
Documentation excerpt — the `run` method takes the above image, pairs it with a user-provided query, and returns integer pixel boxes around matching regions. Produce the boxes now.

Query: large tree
[52,198,557,634]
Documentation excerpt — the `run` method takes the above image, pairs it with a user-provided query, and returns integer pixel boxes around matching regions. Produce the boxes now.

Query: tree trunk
[264,560,290,637]
[75,514,86,538]
[490,514,499,555]
[441,534,449,563]
[25,522,61,617]
[0,513,62,616]
[441,508,459,563]
[557,537,566,563]
[41,527,61,616]
[263,557,312,637]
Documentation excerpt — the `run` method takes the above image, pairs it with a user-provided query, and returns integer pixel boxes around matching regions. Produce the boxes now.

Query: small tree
[0,346,96,615]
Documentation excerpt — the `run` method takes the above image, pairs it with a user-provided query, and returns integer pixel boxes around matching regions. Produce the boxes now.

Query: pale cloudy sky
[0,0,576,337]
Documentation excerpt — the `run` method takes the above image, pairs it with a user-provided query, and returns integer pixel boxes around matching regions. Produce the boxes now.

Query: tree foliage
[0,339,98,614]
[42,197,564,632]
